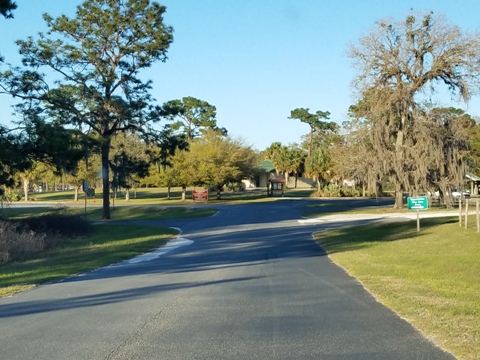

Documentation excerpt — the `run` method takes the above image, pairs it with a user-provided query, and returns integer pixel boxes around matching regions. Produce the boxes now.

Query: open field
[314,216,480,360]
[0,204,218,222]
[23,186,315,205]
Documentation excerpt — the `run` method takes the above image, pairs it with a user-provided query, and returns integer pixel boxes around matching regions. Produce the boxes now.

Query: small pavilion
[466,171,480,196]
[268,178,286,197]
[257,160,276,188]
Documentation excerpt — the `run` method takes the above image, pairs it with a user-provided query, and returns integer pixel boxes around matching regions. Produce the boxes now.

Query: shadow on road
[0,276,262,318]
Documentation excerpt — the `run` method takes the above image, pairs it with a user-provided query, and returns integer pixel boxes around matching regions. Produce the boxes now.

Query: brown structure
[268,179,285,197]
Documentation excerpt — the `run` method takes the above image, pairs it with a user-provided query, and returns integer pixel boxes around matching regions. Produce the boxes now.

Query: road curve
[0,199,456,359]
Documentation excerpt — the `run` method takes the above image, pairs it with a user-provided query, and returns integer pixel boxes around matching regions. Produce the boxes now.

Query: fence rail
[458,197,480,233]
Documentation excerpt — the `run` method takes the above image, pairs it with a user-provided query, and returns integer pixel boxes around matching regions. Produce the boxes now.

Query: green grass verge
[0,225,178,297]
[314,216,480,360]
[90,205,218,221]
[1,205,217,222]
[22,186,314,205]
[302,204,458,217]
[0,206,217,298]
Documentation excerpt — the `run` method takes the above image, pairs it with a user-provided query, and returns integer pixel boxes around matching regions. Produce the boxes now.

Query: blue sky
[1,1,480,151]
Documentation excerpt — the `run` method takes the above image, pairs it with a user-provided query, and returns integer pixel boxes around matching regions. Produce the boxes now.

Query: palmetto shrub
[0,221,46,262]
[311,184,343,198]
[0,214,92,263]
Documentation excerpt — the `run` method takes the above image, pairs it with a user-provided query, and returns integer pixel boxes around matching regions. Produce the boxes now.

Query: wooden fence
[458,197,480,233]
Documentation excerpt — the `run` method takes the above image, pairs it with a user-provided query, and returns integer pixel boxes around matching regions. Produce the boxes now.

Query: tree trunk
[181,185,186,201]
[125,188,130,202]
[167,186,171,200]
[22,177,29,202]
[394,181,404,209]
[217,185,222,200]
[74,186,79,201]
[394,124,406,209]
[308,128,313,158]
[101,140,111,220]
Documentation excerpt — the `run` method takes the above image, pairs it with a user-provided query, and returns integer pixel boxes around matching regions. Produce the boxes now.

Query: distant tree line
[264,12,480,208]
[0,0,260,219]
[2,5,480,214]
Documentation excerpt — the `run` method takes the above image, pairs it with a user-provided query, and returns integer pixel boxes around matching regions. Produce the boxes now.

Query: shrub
[342,187,362,197]
[16,213,93,239]
[310,184,342,198]
[225,182,245,192]
[0,189,21,203]
[0,221,46,262]
[0,213,93,263]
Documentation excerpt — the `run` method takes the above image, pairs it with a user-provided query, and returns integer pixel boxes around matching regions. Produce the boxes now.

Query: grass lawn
[0,204,217,222]
[303,206,460,218]
[314,216,480,360]
[0,206,216,298]
[301,198,463,218]
[25,187,266,204]
[23,186,314,205]
[0,225,177,297]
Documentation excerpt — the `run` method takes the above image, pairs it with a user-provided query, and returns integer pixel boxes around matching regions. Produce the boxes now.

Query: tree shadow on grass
[315,217,458,254]
[302,197,395,217]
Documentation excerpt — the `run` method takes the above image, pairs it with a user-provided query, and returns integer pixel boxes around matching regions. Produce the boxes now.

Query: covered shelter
[466,171,480,196]
[256,160,276,188]
[268,178,286,197]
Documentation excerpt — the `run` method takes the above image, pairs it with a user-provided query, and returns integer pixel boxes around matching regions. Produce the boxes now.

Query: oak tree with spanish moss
[348,12,480,208]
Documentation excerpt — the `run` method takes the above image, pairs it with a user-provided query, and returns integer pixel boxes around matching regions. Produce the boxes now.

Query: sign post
[82,180,89,220]
[407,196,429,232]
[192,189,208,202]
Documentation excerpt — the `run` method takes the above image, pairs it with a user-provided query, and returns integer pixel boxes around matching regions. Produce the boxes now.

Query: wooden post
[476,199,479,233]
[459,198,462,226]
[465,198,469,229]
[416,209,420,232]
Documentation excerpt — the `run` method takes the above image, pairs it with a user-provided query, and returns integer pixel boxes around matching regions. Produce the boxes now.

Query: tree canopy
[169,130,259,200]
[2,8,480,205]
[289,108,335,157]
[0,0,174,219]
[0,0,16,19]
[348,12,480,207]
[160,96,226,140]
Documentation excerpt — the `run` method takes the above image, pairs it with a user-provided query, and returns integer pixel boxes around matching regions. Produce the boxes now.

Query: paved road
[0,199,456,359]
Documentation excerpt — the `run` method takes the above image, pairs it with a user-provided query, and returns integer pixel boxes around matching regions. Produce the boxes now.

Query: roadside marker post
[459,198,462,227]
[465,198,469,229]
[407,196,429,232]
[82,180,89,220]
[477,199,479,233]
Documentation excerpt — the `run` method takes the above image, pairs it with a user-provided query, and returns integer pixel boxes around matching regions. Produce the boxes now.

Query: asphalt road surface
[0,199,456,359]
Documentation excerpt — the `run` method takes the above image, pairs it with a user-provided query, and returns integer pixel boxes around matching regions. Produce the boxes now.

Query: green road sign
[407,196,429,210]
